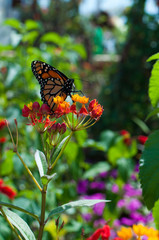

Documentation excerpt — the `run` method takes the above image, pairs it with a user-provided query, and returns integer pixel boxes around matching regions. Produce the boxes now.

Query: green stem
[37,186,47,240]
[0,207,22,240]
[16,151,42,192]
[49,131,73,171]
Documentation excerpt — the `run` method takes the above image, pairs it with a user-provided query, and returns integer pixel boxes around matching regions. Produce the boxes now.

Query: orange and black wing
[31,60,68,111]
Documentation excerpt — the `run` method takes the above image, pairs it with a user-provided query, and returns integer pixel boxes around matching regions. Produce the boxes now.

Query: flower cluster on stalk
[22,94,103,133]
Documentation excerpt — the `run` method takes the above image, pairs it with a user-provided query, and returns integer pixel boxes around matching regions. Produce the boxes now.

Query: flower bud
[40,104,51,115]
[32,102,40,112]
[60,122,67,134]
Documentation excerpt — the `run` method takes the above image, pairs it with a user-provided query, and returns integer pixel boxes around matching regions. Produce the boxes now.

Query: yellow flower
[117,226,133,240]
[53,96,65,104]
[71,94,89,104]
[133,224,147,238]
[145,227,159,237]
[27,102,33,110]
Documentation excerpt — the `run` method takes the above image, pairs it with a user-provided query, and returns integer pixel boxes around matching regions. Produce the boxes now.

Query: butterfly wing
[31,60,68,111]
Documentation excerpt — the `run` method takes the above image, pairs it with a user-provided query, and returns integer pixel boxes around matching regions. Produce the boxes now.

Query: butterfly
[31,60,76,111]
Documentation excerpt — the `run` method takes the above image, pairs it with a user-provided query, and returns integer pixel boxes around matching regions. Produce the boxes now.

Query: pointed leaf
[145,108,159,121]
[52,136,69,160]
[147,53,159,62]
[139,130,159,209]
[47,199,109,220]
[4,18,22,31]
[149,60,159,107]
[0,201,39,221]
[152,199,159,230]
[35,150,48,178]
[0,208,36,240]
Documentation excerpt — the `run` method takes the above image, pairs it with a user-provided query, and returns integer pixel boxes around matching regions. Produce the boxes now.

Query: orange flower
[117,227,132,240]
[71,94,89,104]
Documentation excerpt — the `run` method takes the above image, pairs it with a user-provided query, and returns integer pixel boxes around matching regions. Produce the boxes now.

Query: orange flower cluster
[117,224,159,240]
[53,94,103,131]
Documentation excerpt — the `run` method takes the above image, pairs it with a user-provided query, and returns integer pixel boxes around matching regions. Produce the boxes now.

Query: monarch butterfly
[31,60,76,111]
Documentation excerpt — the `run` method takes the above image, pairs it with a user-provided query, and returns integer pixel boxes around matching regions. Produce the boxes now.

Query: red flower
[79,106,88,115]
[90,104,103,120]
[120,130,131,146]
[0,179,16,200]
[0,120,6,130]
[138,135,148,145]
[88,99,98,111]
[87,225,111,240]
[0,137,6,143]
[22,105,31,117]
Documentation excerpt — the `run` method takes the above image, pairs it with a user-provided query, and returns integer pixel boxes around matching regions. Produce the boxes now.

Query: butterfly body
[31,60,75,111]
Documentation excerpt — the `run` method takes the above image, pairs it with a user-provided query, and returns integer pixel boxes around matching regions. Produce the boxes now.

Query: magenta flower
[117,199,126,208]
[90,181,105,190]
[127,199,142,211]
[77,180,88,194]
[111,184,119,193]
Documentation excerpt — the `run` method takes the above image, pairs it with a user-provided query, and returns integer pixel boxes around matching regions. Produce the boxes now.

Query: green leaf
[22,31,39,44]
[148,60,159,107]
[108,138,137,165]
[0,202,39,221]
[4,19,22,31]
[40,32,61,45]
[25,19,40,31]
[117,158,135,181]
[139,130,159,209]
[0,208,36,240]
[145,108,159,121]
[83,139,106,151]
[99,130,118,151]
[47,199,109,220]
[147,53,159,62]
[152,199,159,229]
[35,150,48,178]
[0,150,14,175]
[133,117,150,134]
[83,162,110,179]
[53,136,69,161]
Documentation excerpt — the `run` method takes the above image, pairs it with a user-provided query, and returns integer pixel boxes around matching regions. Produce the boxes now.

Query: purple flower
[127,199,142,211]
[111,184,119,193]
[93,218,106,227]
[131,173,137,181]
[123,183,142,197]
[110,169,117,178]
[130,212,146,224]
[83,193,105,216]
[146,212,153,223]
[77,180,88,194]
[117,199,126,208]
[99,171,109,178]
[82,213,92,222]
[90,181,105,190]
[134,163,139,172]
[120,217,134,226]
[113,219,121,227]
